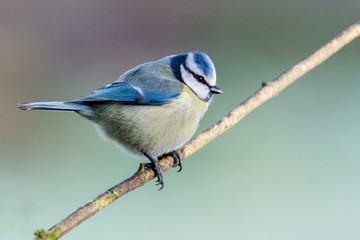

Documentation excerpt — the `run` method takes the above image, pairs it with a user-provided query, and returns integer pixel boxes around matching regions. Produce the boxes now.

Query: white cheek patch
[180,65,211,101]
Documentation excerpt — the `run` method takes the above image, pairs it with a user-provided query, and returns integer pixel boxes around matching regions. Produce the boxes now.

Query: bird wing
[71,77,183,106]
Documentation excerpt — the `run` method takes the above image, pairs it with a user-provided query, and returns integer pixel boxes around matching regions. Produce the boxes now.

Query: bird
[18,52,223,189]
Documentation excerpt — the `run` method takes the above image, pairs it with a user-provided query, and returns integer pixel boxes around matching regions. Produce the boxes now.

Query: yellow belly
[93,86,209,157]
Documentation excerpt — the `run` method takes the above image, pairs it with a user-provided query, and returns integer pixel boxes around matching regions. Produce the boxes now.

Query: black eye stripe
[183,64,209,86]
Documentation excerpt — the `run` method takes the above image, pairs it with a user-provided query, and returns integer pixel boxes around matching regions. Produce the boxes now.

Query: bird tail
[17,101,90,112]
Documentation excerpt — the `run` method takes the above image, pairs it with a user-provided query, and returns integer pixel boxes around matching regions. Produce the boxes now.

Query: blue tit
[18,52,223,189]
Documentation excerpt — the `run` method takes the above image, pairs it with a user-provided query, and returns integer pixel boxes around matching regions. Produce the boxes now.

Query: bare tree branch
[35,21,360,240]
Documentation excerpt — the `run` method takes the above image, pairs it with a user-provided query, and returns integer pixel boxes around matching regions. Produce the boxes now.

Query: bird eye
[196,75,205,83]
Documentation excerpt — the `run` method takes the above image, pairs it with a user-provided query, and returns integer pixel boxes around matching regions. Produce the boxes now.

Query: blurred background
[1,0,360,239]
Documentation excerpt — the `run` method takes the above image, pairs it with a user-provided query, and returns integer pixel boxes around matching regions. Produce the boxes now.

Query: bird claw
[142,153,164,190]
[169,151,182,172]
[158,151,182,172]
[152,161,164,190]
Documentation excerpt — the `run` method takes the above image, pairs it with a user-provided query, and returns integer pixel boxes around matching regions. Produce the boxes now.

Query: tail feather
[18,101,90,111]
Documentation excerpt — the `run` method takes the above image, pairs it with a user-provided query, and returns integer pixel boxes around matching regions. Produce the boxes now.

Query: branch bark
[35,21,360,240]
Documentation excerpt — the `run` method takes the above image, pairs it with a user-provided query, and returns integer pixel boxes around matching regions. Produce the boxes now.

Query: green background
[1,1,360,239]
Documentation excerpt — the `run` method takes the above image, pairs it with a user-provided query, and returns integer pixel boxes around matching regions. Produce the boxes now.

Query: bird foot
[142,153,164,190]
[169,151,182,172]
[159,151,182,172]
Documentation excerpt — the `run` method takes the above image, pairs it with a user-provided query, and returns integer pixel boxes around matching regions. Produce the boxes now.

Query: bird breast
[92,85,209,157]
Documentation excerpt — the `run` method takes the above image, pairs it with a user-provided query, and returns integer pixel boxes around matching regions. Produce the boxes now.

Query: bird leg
[143,152,164,190]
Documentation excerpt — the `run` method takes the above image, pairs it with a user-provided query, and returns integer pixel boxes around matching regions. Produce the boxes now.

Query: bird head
[169,52,223,102]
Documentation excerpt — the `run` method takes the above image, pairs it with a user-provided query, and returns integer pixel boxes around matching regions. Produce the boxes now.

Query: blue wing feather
[72,78,182,106]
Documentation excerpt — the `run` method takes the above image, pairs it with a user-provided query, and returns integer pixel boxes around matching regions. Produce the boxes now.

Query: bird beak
[210,85,223,94]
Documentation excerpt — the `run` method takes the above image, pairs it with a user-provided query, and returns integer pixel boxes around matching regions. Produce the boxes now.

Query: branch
[35,21,360,240]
